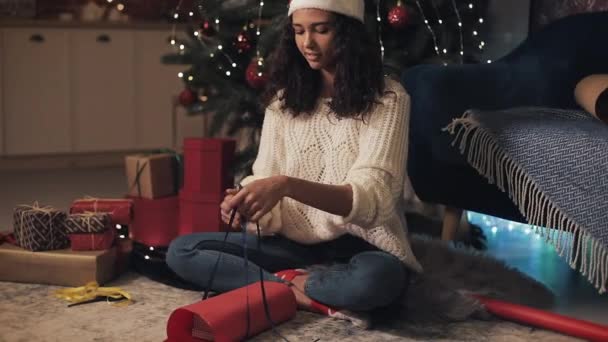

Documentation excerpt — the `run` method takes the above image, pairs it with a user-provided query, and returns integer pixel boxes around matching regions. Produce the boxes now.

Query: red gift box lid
[129,195,179,208]
[183,138,236,151]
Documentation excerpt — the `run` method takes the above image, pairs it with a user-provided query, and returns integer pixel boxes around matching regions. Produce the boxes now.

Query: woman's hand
[220,188,243,230]
[228,175,289,223]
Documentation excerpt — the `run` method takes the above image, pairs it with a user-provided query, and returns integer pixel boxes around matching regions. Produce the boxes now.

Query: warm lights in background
[469,212,542,240]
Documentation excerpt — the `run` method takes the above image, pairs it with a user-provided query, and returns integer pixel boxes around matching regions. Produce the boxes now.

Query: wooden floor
[1,167,607,326]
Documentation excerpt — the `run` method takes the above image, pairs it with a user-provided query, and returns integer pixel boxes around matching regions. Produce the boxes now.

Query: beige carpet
[0,271,581,342]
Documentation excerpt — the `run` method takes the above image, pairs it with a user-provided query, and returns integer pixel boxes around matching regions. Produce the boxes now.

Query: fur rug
[0,236,563,342]
[402,236,553,322]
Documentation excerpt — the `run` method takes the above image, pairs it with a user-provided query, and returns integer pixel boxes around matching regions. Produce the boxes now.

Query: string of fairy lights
[411,0,488,64]
[166,0,267,87]
[166,0,489,90]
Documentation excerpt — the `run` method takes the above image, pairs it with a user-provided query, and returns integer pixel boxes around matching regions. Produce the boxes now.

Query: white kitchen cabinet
[71,29,136,152]
[2,28,72,155]
[0,24,199,157]
[133,30,182,149]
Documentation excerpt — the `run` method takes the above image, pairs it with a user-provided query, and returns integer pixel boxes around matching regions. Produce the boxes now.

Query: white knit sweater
[243,78,422,273]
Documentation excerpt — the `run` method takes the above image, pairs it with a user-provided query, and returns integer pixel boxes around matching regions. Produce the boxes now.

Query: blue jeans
[166,232,408,311]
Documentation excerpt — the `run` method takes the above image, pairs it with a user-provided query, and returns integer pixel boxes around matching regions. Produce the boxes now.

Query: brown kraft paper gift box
[0,243,129,286]
[125,154,177,199]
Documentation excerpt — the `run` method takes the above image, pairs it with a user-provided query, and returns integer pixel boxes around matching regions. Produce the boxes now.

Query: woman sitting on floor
[167,0,422,327]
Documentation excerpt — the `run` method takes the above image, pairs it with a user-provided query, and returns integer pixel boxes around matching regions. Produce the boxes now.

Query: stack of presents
[0,138,236,287]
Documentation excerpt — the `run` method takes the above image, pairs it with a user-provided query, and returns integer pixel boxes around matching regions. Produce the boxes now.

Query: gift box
[166,282,296,342]
[63,212,111,234]
[183,138,236,196]
[179,190,228,236]
[125,153,180,199]
[70,198,133,225]
[70,228,115,251]
[130,196,179,247]
[13,204,69,251]
[0,244,125,286]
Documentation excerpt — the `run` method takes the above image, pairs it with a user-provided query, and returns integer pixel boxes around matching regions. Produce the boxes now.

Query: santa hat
[288,0,365,23]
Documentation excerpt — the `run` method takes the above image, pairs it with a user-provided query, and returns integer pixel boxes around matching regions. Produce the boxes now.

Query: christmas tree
[162,0,489,175]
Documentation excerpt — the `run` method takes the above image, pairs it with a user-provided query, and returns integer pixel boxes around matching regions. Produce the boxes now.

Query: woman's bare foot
[288,274,313,310]
[282,272,372,328]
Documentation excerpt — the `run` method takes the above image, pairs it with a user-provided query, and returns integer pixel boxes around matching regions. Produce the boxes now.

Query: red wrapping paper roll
[475,295,608,342]
[166,282,296,342]
[70,198,133,226]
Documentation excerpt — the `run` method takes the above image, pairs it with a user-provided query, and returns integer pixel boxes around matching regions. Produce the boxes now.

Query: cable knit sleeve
[339,82,410,228]
[240,101,284,234]
[249,101,284,178]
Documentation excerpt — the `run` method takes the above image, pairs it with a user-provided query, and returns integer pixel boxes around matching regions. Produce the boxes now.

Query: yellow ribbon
[54,282,133,307]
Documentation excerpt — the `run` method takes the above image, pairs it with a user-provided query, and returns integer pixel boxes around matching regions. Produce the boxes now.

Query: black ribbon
[202,196,290,341]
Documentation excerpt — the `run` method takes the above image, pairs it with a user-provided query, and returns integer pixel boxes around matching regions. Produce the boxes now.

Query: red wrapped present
[130,196,178,247]
[70,197,133,225]
[63,212,111,234]
[13,203,69,251]
[166,282,296,342]
[179,190,228,236]
[183,138,236,196]
[70,228,115,251]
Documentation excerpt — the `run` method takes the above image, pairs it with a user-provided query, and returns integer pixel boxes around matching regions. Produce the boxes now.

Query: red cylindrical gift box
[70,198,134,226]
[69,229,115,251]
[130,196,179,247]
[166,282,296,342]
[179,190,228,236]
[183,138,236,195]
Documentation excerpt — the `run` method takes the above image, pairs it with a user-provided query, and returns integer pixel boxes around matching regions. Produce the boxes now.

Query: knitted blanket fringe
[444,111,608,294]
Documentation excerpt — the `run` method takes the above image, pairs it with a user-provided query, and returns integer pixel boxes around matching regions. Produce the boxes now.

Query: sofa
[401,11,608,223]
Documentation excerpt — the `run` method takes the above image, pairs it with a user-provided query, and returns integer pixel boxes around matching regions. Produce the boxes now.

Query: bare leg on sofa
[442,206,462,241]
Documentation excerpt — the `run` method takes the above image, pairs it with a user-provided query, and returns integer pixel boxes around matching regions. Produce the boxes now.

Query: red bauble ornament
[246,59,269,90]
[199,20,215,37]
[388,1,410,29]
[179,88,196,106]
[234,30,252,53]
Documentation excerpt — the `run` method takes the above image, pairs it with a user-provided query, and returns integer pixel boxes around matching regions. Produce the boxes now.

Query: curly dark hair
[262,12,386,118]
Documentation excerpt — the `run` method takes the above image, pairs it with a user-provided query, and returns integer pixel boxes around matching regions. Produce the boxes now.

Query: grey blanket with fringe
[445,107,608,294]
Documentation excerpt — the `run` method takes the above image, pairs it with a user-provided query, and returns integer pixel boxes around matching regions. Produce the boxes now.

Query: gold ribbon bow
[54,282,133,307]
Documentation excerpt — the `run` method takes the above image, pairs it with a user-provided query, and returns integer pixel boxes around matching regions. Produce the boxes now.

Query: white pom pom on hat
[288,0,365,23]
